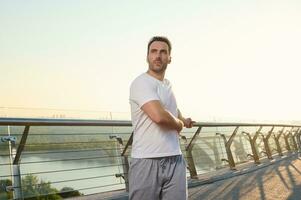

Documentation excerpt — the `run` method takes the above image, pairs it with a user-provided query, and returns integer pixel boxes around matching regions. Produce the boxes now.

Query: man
[129,36,194,200]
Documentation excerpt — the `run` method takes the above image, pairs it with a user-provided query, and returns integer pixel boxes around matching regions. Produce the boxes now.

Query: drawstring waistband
[159,155,180,173]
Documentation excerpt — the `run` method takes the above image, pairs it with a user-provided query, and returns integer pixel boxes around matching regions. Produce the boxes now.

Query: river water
[0,149,125,197]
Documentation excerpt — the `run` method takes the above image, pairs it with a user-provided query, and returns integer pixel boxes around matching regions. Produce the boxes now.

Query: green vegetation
[0,175,81,200]
[0,179,13,200]
[22,175,61,200]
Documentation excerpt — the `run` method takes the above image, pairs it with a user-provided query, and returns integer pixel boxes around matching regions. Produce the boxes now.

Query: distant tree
[1,175,82,200]
[22,175,62,200]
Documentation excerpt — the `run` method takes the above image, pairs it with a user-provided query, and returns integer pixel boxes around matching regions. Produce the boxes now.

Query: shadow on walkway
[189,154,301,200]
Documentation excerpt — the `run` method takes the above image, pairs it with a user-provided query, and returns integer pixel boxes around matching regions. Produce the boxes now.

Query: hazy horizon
[1,106,301,125]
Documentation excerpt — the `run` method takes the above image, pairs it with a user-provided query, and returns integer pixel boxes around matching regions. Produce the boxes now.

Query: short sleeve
[130,77,160,108]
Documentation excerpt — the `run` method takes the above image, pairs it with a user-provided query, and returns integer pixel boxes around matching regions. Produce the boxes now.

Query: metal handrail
[1,117,300,127]
[0,117,132,126]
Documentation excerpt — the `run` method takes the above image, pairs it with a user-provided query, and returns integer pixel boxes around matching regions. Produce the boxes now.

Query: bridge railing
[0,118,300,200]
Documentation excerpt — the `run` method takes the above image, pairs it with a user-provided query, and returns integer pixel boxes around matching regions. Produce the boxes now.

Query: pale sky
[1,0,301,122]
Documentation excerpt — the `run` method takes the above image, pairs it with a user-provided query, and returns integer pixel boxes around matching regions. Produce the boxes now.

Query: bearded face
[147,41,171,74]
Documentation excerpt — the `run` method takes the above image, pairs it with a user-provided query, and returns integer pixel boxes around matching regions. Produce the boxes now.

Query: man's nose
[155,52,161,58]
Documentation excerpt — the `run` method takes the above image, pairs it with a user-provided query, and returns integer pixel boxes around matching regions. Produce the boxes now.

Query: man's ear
[168,56,172,64]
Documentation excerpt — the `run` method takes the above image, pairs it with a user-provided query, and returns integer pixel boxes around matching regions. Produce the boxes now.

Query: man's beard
[149,62,167,74]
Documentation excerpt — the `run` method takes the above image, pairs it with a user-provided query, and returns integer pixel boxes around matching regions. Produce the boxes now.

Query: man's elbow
[153,112,175,125]
[151,114,167,125]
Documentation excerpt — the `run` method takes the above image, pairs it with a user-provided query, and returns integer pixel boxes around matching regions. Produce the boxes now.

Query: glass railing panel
[16,126,132,198]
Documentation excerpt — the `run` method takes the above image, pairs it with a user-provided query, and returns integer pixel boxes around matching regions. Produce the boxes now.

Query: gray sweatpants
[129,155,187,200]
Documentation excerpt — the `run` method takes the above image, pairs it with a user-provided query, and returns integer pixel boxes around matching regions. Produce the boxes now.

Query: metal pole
[186,147,198,179]
[110,135,130,192]
[185,127,202,178]
[284,131,292,153]
[295,130,301,151]
[216,126,239,170]
[274,129,284,156]
[12,164,23,200]
[262,126,274,159]
[1,134,23,200]
[291,128,299,152]
[242,126,262,164]
[11,126,31,200]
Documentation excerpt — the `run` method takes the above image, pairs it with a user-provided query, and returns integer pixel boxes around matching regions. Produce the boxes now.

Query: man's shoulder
[132,73,146,82]
[131,73,154,87]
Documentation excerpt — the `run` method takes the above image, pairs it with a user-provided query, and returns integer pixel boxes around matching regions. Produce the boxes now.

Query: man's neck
[147,70,165,81]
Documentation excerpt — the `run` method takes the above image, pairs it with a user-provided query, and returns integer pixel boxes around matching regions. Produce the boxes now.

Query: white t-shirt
[129,72,182,158]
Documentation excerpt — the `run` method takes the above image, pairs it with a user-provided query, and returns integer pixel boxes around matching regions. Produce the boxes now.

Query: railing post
[291,128,299,152]
[242,126,262,164]
[121,133,132,193]
[185,127,202,179]
[185,149,198,179]
[283,130,292,153]
[1,134,24,200]
[0,136,15,199]
[111,132,133,192]
[119,155,130,191]
[12,125,30,200]
[295,129,301,151]
[216,126,239,170]
[273,128,284,156]
[12,164,22,200]
[259,126,274,160]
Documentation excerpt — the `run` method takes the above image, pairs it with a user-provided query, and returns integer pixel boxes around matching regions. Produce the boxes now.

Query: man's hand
[182,118,195,128]
[177,109,195,128]
[176,119,184,133]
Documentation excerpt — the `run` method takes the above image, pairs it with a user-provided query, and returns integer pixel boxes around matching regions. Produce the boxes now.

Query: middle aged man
[129,36,194,200]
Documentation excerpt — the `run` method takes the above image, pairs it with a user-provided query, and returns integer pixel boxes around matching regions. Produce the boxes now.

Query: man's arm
[141,100,184,133]
[177,109,195,128]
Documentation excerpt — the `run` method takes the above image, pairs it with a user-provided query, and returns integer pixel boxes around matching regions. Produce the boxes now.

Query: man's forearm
[140,100,184,132]
[157,110,183,132]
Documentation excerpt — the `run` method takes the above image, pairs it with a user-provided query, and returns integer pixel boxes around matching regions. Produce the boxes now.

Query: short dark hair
[147,36,172,55]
